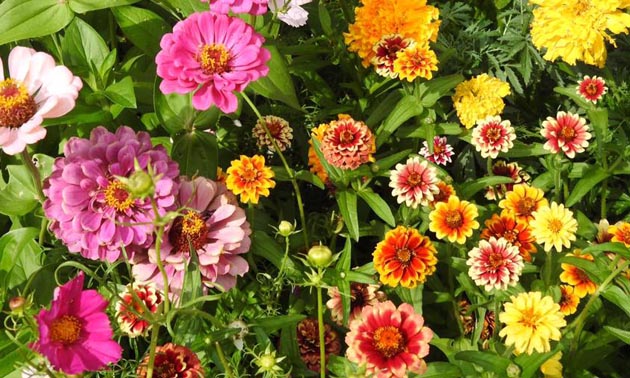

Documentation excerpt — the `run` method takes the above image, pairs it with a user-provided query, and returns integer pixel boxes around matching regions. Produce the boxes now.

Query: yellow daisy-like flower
[499,291,566,355]
[452,74,511,129]
[560,250,598,298]
[344,0,440,67]
[392,42,438,81]
[609,221,630,247]
[307,123,330,184]
[429,195,479,244]
[530,202,578,252]
[499,183,549,223]
[540,351,563,378]
[558,285,580,315]
[225,155,276,204]
[529,0,630,68]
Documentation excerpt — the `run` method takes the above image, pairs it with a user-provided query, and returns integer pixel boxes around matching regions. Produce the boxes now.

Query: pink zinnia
[485,160,530,200]
[419,136,454,166]
[541,111,591,159]
[471,116,516,159]
[201,0,268,15]
[389,156,439,208]
[0,47,82,155]
[137,343,204,378]
[31,272,122,375]
[326,283,381,326]
[43,126,180,262]
[156,12,271,113]
[115,283,163,338]
[371,35,413,79]
[346,301,433,378]
[577,75,607,104]
[133,177,251,295]
[320,115,375,170]
[466,237,524,292]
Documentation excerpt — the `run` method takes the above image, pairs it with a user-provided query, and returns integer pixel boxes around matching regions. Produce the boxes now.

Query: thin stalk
[215,341,235,378]
[446,244,465,336]
[492,295,501,340]
[145,323,161,378]
[601,179,608,219]
[553,157,562,203]
[486,157,493,176]
[21,149,45,201]
[543,250,553,287]
[151,200,171,313]
[316,279,326,378]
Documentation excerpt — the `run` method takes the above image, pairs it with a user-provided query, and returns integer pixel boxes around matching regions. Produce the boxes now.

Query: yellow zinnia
[225,155,276,204]
[452,74,511,129]
[499,183,549,223]
[540,351,563,378]
[429,195,479,244]
[499,292,566,355]
[392,42,438,81]
[530,202,578,252]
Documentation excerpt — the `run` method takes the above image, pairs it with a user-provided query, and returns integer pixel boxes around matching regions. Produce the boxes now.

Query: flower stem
[21,149,45,202]
[543,249,553,287]
[151,200,171,313]
[316,277,326,378]
[146,323,161,378]
[553,155,562,203]
[215,341,235,378]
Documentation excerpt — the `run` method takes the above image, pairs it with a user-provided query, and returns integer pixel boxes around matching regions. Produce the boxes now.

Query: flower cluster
[452,74,511,128]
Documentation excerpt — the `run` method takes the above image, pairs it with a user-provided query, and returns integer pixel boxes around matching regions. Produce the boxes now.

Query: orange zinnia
[499,183,548,222]
[559,285,580,315]
[560,250,597,298]
[609,221,630,247]
[428,180,456,209]
[373,226,438,288]
[429,195,479,244]
[308,123,330,184]
[225,155,275,204]
[481,213,537,262]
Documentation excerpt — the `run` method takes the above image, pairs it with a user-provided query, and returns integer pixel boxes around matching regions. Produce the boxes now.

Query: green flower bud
[278,220,294,237]
[506,363,521,378]
[307,244,333,268]
[125,170,155,200]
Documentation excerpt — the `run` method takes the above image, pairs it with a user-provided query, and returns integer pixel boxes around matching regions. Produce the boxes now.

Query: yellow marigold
[344,0,440,67]
[609,221,630,247]
[307,123,329,184]
[225,155,275,204]
[429,195,479,244]
[560,250,598,298]
[392,42,438,81]
[499,291,566,355]
[499,183,548,223]
[530,202,578,253]
[452,74,511,129]
[540,352,563,378]
[529,0,630,68]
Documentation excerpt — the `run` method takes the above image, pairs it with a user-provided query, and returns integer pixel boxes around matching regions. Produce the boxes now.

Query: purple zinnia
[43,126,179,262]
[133,177,251,295]
[31,272,122,375]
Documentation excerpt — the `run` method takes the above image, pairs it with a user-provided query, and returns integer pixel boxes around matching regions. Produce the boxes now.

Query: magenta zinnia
[320,114,375,170]
[43,126,180,262]
[133,176,251,295]
[419,136,454,166]
[156,12,270,113]
[201,0,268,15]
[0,46,82,155]
[577,75,607,103]
[346,300,433,378]
[389,156,439,208]
[31,272,122,375]
[467,237,524,292]
[541,111,591,159]
[471,115,516,159]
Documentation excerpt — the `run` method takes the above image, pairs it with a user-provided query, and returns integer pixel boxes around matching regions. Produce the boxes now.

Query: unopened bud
[125,170,155,200]
[9,296,25,311]
[307,244,333,268]
[506,363,521,377]
[278,221,294,237]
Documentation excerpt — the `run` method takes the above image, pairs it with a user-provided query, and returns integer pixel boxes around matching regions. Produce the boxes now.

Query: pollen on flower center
[487,251,505,270]
[242,168,260,183]
[198,43,231,75]
[339,129,355,144]
[519,309,540,330]
[0,79,37,128]
[50,315,82,345]
[155,361,178,378]
[486,127,501,143]
[445,210,463,228]
[396,248,412,264]
[560,126,575,140]
[104,180,134,212]
[169,211,208,254]
[517,198,536,215]
[585,83,599,95]
[373,326,405,358]
[407,172,422,186]
[548,219,563,233]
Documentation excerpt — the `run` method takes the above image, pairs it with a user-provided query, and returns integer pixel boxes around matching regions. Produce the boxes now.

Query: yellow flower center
[619,227,630,244]
[182,211,205,236]
[373,325,405,358]
[104,180,134,212]
[0,79,37,128]
[516,197,536,216]
[339,129,355,144]
[407,172,422,187]
[50,315,82,345]
[396,247,412,264]
[519,308,540,330]
[445,210,463,229]
[560,125,575,140]
[433,143,444,155]
[548,218,564,234]
[585,82,599,96]
[169,211,208,254]
[487,251,505,270]
[485,126,501,144]
[242,167,261,183]
[198,44,231,75]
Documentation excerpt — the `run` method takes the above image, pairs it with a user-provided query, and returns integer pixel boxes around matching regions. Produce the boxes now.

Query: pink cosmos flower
[320,114,375,170]
[133,177,251,296]
[389,156,439,208]
[43,126,180,262]
[326,283,382,326]
[541,111,591,159]
[471,116,516,159]
[156,12,271,113]
[419,136,454,165]
[202,0,268,15]
[0,46,82,155]
[346,301,433,378]
[115,283,163,338]
[269,0,312,27]
[577,75,607,103]
[466,237,524,291]
[31,272,122,375]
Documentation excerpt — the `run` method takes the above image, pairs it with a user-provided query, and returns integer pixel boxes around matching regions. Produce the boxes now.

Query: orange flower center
[0,79,37,128]
[548,218,564,233]
[502,230,517,243]
[242,167,261,183]
[519,308,540,330]
[485,126,501,144]
[560,125,575,140]
[50,315,82,345]
[169,211,208,254]
[433,143,444,155]
[198,44,231,75]
[585,83,599,96]
[445,210,463,229]
[407,172,422,187]
[155,361,178,378]
[373,325,405,358]
[104,180,134,212]
[487,251,505,270]
[339,129,355,144]
[396,247,412,264]
[618,227,630,244]
[516,197,536,216]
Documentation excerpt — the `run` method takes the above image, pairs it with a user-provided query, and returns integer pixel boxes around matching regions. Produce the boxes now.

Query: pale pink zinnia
[466,237,524,292]
[419,136,454,165]
[268,0,313,27]
[133,176,251,296]
[156,12,271,113]
[577,75,607,104]
[202,0,268,15]
[0,46,82,155]
[31,272,122,375]
[471,116,516,159]
[326,283,381,326]
[43,126,180,262]
[320,114,375,170]
[346,301,433,378]
[389,156,439,208]
[541,111,591,159]
[115,283,164,338]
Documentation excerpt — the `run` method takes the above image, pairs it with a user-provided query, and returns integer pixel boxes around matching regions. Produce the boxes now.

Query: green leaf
[417,73,464,107]
[604,326,630,344]
[555,86,591,109]
[0,166,39,216]
[69,0,141,13]
[372,149,413,173]
[455,351,511,374]
[602,285,630,317]
[503,141,550,158]
[356,189,395,226]
[421,362,462,378]
[366,90,403,128]
[565,166,609,207]
[337,190,359,241]
[248,45,301,110]
[376,95,423,147]
[581,242,630,259]
[104,76,137,109]
[62,17,109,75]
[251,231,301,280]
[295,170,325,189]
[0,0,73,46]
[588,108,608,160]
[515,349,560,378]
[457,176,514,200]
[161,0,208,16]
[253,314,307,333]
[0,331,31,377]
[395,284,424,314]
[112,6,170,56]
[0,228,42,290]
[171,130,218,179]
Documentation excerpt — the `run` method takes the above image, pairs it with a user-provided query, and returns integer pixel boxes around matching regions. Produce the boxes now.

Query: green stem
[486,157,493,176]
[316,279,326,378]
[553,156,562,203]
[151,200,170,313]
[601,179,608,219]
[146,323,161,378]
[21,149,45,201]
[492,295,500,340]
[543,250,553,287]
[241,92,309,249]
[215,341,235,378]
[446,244,465,336]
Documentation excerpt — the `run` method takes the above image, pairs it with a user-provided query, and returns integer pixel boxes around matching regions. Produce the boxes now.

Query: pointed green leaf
[565,166,609,207]
[395,284,424,314]
[171,130,218,179]
[104,76,137,109]
[602,285,630,317]
[70,0,141,13]
[0,166,39,216]
[604,326,630,344]
[0,228,42,290]
[357,189,395,226]
[337,190,359,241]
[458,176,514,200]
[248,45,301,110]
[376,95,423,147]
[0,0,73,45]
[455,351,511,374]
[112,6,170,56]
[417,73,464,107]
[62,18,109,75]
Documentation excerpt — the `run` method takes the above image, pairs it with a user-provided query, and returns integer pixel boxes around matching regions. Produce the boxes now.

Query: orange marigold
[392,42,438,81]
[225,155,275,204]
[560,250,597,298]
[499,183,549,222]
[429,195,479,244]
[481,213,537,262]
[373,226,438,288]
